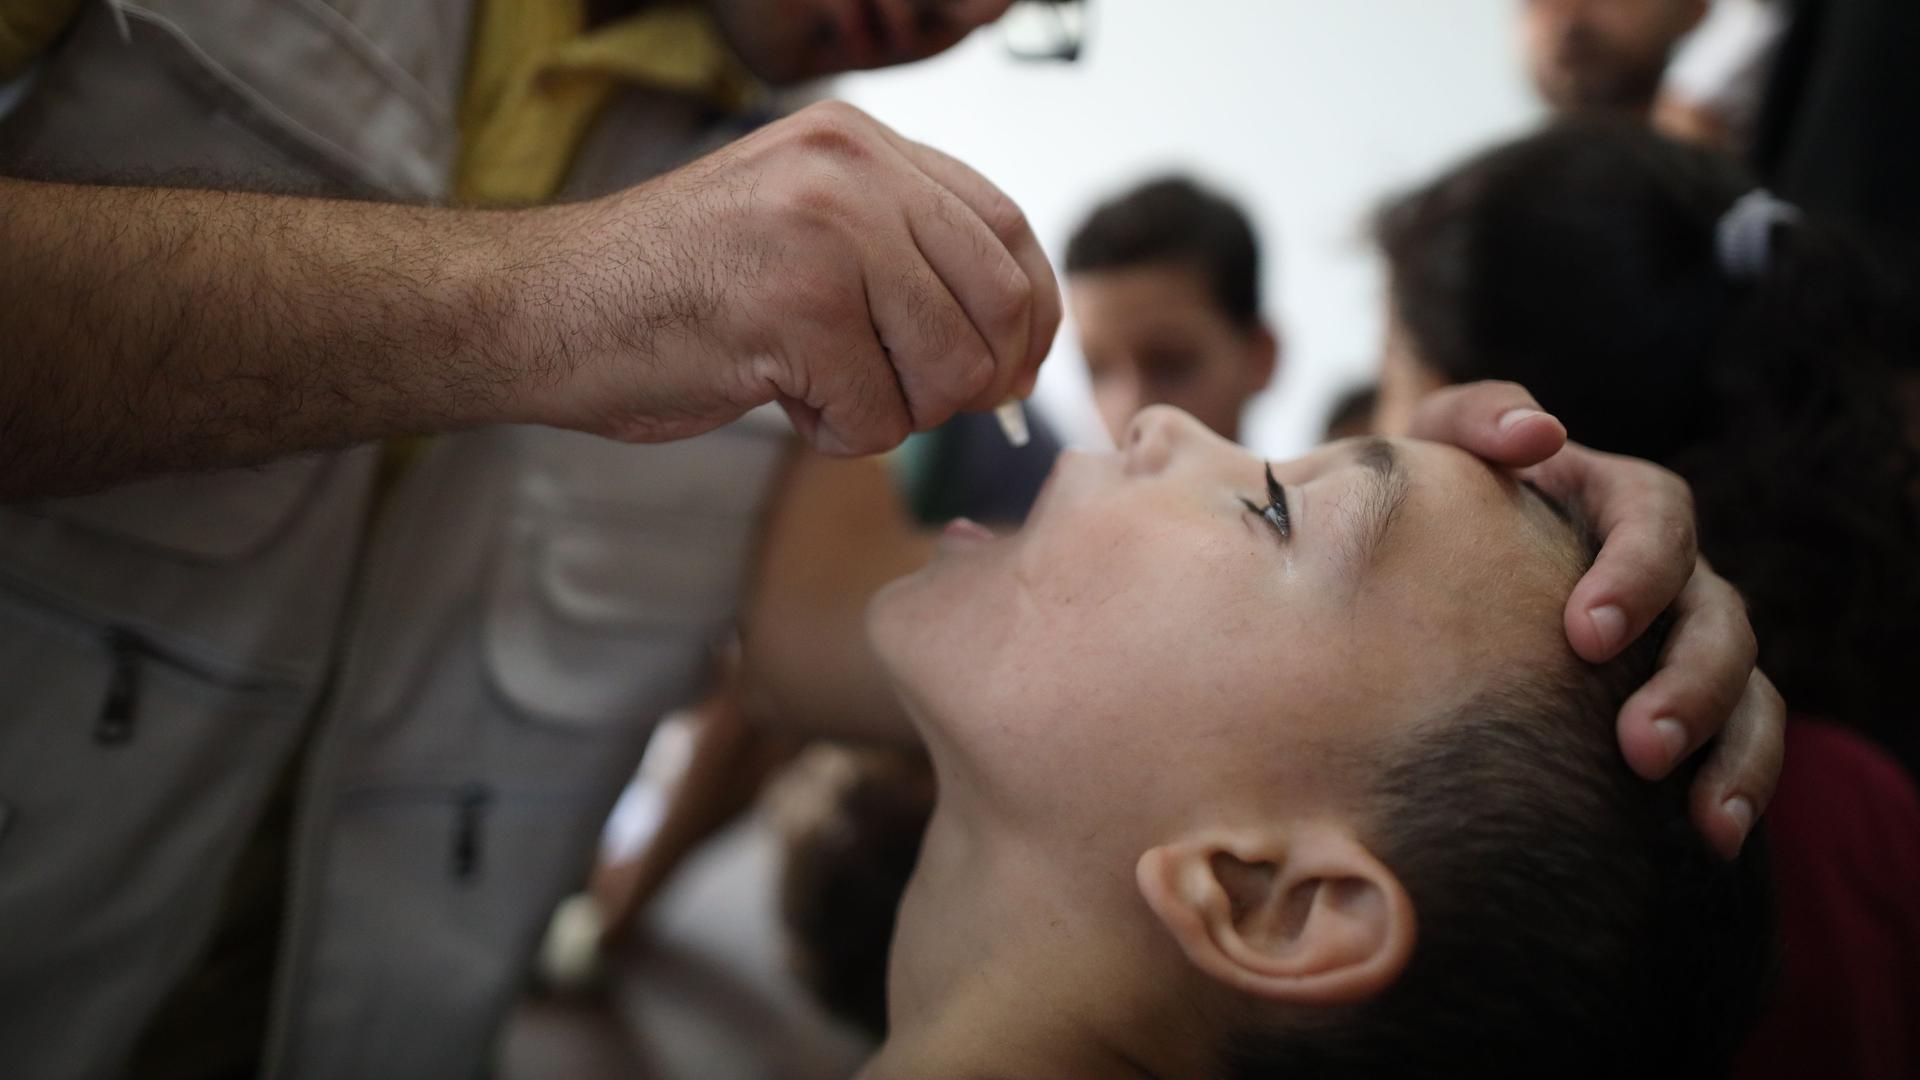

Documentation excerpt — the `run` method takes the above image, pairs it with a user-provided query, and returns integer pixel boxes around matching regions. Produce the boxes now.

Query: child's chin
[867,569,995,688]
[864,571,944,664]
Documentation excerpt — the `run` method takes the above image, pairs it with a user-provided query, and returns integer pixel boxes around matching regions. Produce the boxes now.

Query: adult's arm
[0,175,534,497]
[1411,381,1786,861]
[0,101,1058,500]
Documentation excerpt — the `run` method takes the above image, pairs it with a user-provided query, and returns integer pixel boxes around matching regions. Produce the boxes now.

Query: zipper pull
[96,629,143,745]
[452,783,492,883]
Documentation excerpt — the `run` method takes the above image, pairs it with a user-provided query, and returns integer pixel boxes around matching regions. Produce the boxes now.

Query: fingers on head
[1613,567,1755,774]
[1406,380,1564,465]
[1687,670,1786,861]
[1564,465,1699,661]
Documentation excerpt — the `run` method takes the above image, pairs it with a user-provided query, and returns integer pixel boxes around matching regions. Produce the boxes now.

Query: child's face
[1069,265,1275,443]
[869,405,1581,855]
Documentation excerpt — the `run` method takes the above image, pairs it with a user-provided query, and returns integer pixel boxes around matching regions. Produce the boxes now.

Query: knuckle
[1698,573,1752,634]
[975,188,1029,243]
[1671,516,1699,562]
[781,173,859,231]
[1654,492,1698,560]
[978,261,1032,355]
[1653,464,1697,517]
[805,99,869,126]
[1735,615,1759,667]
[788,102,876,164]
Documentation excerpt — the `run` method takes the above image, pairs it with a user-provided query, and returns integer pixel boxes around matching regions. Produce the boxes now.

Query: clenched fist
[510,101,1061,455]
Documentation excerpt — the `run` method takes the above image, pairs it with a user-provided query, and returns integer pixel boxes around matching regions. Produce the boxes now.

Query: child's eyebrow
[1339,437,1412,575]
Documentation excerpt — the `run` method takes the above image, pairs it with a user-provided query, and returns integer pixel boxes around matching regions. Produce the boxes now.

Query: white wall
[836,0,1544,455]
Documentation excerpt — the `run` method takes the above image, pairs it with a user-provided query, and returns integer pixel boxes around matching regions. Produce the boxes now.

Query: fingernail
[1722,795,1755,848]
[1588,604,1627,652]
[1651,717,1688,767]
[1497,407,1546,433]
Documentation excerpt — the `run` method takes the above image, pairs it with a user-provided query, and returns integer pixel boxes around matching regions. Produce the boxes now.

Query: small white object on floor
[537,894,609,992]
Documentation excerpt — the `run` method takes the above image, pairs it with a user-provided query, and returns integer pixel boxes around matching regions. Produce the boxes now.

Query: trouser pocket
[0,580,309,1079]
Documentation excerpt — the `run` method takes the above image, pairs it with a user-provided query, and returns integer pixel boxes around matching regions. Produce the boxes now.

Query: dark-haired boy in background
[1066,176,1279,443]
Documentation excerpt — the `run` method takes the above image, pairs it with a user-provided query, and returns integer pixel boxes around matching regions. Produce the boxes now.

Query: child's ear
[1135,823,1415,1007]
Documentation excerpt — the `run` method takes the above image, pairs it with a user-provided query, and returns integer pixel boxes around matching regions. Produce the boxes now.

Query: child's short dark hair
[1066,175,1263,330]
[1220,519,1774,1079]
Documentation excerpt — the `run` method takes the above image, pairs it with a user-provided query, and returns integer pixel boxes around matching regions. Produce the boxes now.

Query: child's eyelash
[1239,464,1291,540]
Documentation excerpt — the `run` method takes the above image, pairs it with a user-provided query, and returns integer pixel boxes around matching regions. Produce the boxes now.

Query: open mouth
[940,516,998,552]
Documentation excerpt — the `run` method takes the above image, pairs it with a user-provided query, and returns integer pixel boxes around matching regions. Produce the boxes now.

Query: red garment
[1734,718,1920,1080]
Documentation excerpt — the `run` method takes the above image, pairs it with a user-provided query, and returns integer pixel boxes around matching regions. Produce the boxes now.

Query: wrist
[440,203,593,430]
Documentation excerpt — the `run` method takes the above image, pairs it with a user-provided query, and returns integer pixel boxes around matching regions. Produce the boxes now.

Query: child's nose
[1122,404,1199,476]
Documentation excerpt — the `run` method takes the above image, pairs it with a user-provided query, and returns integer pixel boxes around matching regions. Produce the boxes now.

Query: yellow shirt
[455,0,758,206]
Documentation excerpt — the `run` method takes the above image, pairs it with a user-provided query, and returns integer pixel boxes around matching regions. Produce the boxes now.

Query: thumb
[1407,380,1567,467]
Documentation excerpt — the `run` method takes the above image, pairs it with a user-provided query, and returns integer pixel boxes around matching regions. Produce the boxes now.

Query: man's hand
[0,102,1054,499]
[517,101,1061,457]
[1410,381,1785,860]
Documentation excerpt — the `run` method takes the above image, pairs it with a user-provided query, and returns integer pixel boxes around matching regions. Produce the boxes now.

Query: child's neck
[863,802,1168,1080]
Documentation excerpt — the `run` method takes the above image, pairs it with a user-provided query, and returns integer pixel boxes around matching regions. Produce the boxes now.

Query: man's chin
[703,8,826,86]
[1557,65,1663,114]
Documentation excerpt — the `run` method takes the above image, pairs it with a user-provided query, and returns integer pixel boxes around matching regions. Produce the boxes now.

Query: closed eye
[1239,464,1291,540]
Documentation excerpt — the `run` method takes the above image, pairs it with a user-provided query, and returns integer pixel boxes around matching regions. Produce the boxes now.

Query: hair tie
[1715,189,1801,281]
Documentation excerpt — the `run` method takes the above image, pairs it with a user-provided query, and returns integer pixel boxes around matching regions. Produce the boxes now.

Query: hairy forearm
[0,176,558,499]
